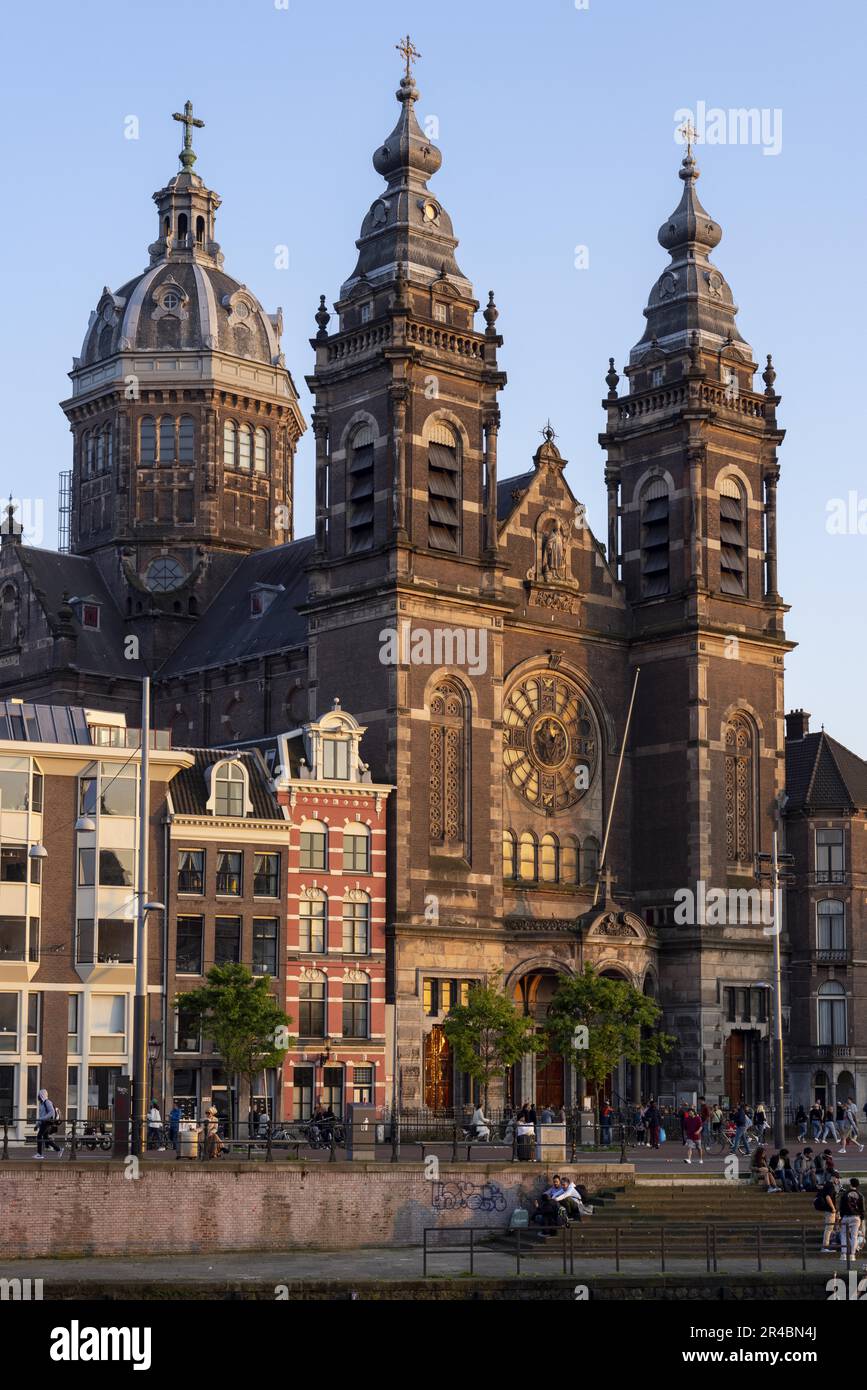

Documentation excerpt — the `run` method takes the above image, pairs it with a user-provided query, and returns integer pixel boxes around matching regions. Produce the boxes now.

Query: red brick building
[248,702,391,1119]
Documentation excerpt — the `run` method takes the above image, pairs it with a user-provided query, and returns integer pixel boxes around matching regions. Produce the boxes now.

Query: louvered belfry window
[427,422,461,552]
[719,476,747,596]
[640,477,670,596]
[347,424,375,552]
[429,677,466,847]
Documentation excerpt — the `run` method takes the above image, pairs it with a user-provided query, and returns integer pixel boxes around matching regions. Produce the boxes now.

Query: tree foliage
[541,967,674,1094]
[177,962,293,1108]
[443,978,539,1107]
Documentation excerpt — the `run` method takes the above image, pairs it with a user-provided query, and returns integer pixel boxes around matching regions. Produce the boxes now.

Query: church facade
[3,54,863,1115]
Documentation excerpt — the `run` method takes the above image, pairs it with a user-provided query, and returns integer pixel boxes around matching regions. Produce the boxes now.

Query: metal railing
[422,1220,821,1277]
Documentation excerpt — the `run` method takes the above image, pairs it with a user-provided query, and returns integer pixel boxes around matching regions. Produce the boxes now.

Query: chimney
[785,709,811,741]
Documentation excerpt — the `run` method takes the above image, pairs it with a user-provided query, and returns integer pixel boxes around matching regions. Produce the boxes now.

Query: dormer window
[651,367,664,387]
[249,583,283,619]
[360,302,372,324]
[70,597,101,630]
[207,759,252,818]
[322,738,351,781]
[434,302,448,324]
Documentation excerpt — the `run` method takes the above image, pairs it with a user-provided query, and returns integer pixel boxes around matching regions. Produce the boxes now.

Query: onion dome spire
[630,149,752,366]
[340,37,472,299]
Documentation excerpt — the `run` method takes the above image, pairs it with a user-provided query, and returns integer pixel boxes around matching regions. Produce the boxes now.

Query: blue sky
[2,0,864,752]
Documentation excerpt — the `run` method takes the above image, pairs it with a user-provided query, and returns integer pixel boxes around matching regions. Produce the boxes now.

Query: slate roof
[497,470,535,522]
[160,536,313,678]
[18,547,144,677]
[168,747,284,820]
[785,730,867,813]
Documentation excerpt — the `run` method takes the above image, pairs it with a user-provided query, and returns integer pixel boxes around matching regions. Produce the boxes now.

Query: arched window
[0,584,18,649]
[298,969,326,1032]
[104,425,113,472]
[300,821,328,871]
[724,714,754,866]
[223,420,237,470]
[582,836,599,884]
[159,416,176,465]
[178,416,195,464]
[342,895,370,954]
[427,421,461,552]
[817,981,847,1046]
[238,424,253,471]
[254,426,270,475]
[561,836,579,885]
[502,830,517,880]
[518,832,537,881]
[719,476,747,596]
[96,430,105,474]
[640,477,670,596]
[139,417,156,466]
[212,761,247,817]
[299,892,326,953]
[817,900,845,953]
[343,824,370,873]
[195,215,205,246]
[177,213,188,243]
[84,430,94,477]
[347,423,375,552]
[429,677,467,848]
[540,833,559,883]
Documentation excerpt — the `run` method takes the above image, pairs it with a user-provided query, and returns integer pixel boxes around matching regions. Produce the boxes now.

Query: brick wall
[0,1161,626,1258]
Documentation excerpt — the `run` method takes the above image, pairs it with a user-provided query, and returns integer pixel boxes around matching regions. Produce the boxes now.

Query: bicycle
[709,1122,761,1156]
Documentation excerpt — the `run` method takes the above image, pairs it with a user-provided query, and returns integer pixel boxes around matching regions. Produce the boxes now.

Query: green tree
[541,966,674,1103]
[177,962,294,1121]
[443,978,539,1109]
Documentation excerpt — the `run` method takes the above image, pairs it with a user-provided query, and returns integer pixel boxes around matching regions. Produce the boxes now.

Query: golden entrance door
[423,1025,453,1110]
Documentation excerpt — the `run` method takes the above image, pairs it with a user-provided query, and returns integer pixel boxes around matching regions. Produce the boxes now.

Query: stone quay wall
[0,1162,630,1260]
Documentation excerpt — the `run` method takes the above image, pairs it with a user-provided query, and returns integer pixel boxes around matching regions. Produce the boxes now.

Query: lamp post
[755,825,795,1151]
[147,1033,162,1111]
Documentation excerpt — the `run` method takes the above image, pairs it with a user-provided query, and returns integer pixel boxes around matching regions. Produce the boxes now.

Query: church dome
[76,104,284,371]
[79,259,282,368]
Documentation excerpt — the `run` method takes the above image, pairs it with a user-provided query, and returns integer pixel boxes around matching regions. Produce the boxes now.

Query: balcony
[815,948,850,964]
[816,1044,854,1058]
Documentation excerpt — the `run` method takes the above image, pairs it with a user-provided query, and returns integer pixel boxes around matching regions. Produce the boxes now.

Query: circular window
[233,300,250,320]
[422,200,440,223]
[163,290,181,311]
[145,556,186,593]
[503,672,598,812]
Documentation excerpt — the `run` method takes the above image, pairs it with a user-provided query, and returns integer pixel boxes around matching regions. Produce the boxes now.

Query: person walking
[817,1171,840,1252]
[821,1105,840,1145]
[147,1100,165,1151]
[600,1099,613,1147]
[810,1101,823,1142]
[730,1102,751,1158]
[839,1098,864,1155]
[34,1088,61,1158]
[204,1103,222,1159]
[838,1178,865,1263]
[168,1103,182,1152]
[754,1102,770,1141]
[683,1106,704,1165]
[795,1105,808,1143]
[645,1098,661,1150]
[699,1097,711,1148]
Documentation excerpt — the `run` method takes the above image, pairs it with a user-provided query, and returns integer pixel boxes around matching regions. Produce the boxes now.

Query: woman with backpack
[34,1088,61,1158]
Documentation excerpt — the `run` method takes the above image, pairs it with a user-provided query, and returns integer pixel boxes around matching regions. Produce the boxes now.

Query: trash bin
[517,1125,534,1161]
[178,1122,199,1159]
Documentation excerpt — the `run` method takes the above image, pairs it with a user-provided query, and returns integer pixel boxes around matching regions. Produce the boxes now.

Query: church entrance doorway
[535,1051,564,1109]
[423,1025,453,1111]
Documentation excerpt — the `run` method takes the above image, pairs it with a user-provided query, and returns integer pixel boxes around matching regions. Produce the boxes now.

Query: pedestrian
[729,1102,751,1157]
[600,1098,613,1147]
[683,1105,704,1165]
[839,1098,864,1155]
[754,1102,770,1140]
[168,1102,182,1151]
[147,1100,165,1151]
[821,1105,840,1144]
[816,1171,840,1252]
[645,1097,661,1150]
[810,1101,823,1142]
[795,1104,808,1143]
[204,1103,222,1159]
[838,1177,865,1262]
[699,1096,711,1147]
[34,1088,61,1158]
[711,1103,723,1142]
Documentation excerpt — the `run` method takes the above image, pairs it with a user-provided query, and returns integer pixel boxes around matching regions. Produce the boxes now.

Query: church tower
[305,43,510,1104]
[60,103,305,666]
[600,145,792,1099]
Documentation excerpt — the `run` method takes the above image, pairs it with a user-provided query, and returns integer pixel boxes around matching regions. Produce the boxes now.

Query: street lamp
[755,832,796,1150]
[147,1032,162,1112]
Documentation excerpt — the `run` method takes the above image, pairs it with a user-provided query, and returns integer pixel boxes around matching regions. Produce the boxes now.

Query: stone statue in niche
[541,519,567,582]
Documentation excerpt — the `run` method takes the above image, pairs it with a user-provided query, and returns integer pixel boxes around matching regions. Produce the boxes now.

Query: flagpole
[592,666,640,908]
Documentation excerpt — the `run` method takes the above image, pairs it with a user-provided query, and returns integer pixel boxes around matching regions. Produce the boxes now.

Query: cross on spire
[678,119,698,158]
[395,33,421,81]
[598,863,617,901]
[540,420,557,443]
[173,100,205,170]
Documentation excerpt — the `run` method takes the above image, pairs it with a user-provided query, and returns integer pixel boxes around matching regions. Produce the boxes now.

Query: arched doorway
[511,969,565,1109]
